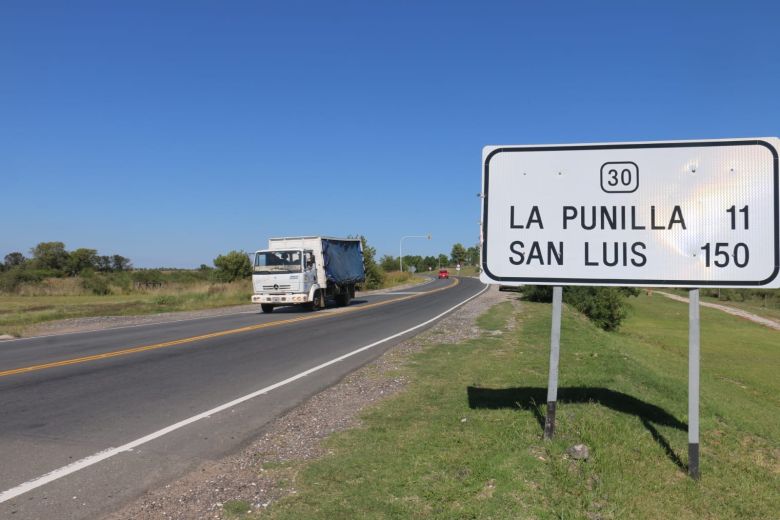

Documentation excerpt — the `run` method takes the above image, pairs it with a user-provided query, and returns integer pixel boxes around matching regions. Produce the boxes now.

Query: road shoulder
[107,285,507,520]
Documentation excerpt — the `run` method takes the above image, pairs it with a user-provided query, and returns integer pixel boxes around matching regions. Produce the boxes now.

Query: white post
[544,286,563,439]
[688,288,700,479]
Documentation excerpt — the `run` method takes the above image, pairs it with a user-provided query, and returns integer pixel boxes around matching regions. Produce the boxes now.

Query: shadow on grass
[467,386,687,470]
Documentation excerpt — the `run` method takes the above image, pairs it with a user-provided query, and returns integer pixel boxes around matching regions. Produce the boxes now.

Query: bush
[565,286,630,332]
[105,271,133,292]
[358,236,385,290]
[213,251,252,283]
[0,268,58,293]
[163,269,211,284]
[522,285,554,302]
[153,295,179,306]
[379,255,398,272]
[520,285,638,331]
[0,270,24,292]
[132,270,163,284]
[81,273,112,295]
[701,287,780,307]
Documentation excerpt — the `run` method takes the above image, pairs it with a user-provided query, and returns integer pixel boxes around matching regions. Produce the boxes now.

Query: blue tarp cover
[322,239,365,284]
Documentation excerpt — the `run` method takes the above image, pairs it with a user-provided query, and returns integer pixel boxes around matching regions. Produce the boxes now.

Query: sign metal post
[688,288,701,479]
[544,286,563,439]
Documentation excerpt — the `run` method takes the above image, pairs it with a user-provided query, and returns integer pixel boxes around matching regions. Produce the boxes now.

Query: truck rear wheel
[261,304,274,313]
[335,289,351,307]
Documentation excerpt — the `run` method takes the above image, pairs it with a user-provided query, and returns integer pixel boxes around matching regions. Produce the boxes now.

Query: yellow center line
[0,277,461,378]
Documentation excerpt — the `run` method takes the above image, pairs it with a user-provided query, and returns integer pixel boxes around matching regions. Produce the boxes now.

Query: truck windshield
[254,251,303,274]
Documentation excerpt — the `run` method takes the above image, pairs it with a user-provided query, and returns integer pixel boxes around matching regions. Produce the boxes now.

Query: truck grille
[262,284,292,291]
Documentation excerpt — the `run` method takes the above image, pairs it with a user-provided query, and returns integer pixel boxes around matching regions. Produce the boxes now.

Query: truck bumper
[252,293,310,304]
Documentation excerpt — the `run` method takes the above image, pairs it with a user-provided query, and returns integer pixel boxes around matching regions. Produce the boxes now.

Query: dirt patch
[107,285,514,519]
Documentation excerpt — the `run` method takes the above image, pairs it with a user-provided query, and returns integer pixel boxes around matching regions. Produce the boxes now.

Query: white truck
[251,236,365,313]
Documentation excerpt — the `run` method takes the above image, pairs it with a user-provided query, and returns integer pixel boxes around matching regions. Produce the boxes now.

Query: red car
[438,269,449,279]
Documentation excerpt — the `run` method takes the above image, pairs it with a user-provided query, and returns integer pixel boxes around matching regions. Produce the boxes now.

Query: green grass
[378,271,427,289]
[224,499,253,517]
[665,288,780,323]
[0,281,252,336]
[257,294,778,519]
[475,301,514,331]
[698,295,780,323]
[446,265,480,277]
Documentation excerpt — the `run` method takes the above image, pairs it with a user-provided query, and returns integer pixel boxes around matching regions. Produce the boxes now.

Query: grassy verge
[445,265,479,277]
[376,271,427,290]
[0,281,252,337]
[696,295,780,323]
[255,294,778,519]
[665,288,780,323]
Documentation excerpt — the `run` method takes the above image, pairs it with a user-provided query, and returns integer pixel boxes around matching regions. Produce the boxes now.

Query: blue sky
[2,1,779,267]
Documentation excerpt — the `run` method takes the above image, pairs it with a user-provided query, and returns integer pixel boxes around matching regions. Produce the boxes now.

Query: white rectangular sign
[480,138,780,288]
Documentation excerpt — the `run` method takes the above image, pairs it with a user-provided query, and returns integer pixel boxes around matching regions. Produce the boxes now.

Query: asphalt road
[0,276,486,519]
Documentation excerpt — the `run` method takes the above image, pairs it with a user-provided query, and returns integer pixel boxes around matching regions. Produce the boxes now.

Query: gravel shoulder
[14,278,433,339]
[107,284,510,520]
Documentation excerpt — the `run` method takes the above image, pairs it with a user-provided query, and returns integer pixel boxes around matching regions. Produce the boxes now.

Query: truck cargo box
[322,239,365,284]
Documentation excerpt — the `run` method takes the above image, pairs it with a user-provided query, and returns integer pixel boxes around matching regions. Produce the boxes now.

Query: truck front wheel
[261,304,274,313]
[303,291,317,311]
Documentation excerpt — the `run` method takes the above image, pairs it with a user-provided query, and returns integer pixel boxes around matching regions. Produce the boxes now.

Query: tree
[450,243,466,265]
[466,246,479,266]
[30,242,69,271]
[358,236,385,289]
[66,248,98,275]
[95,255,113,272]
[111,255,132,272]
[437,254,448,268]
[4,252,26,269]
[423,256,437,271]
[402,255,423,272]
[378,254,397,272]
[213,250,252,282]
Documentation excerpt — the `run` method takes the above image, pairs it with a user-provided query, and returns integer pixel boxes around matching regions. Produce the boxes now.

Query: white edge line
[0,283,489,503]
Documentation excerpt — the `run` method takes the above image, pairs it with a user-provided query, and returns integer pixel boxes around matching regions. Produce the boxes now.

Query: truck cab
[251,249,320,312]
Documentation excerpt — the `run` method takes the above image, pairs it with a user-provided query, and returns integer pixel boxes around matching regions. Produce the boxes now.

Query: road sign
[480,138,780,287]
